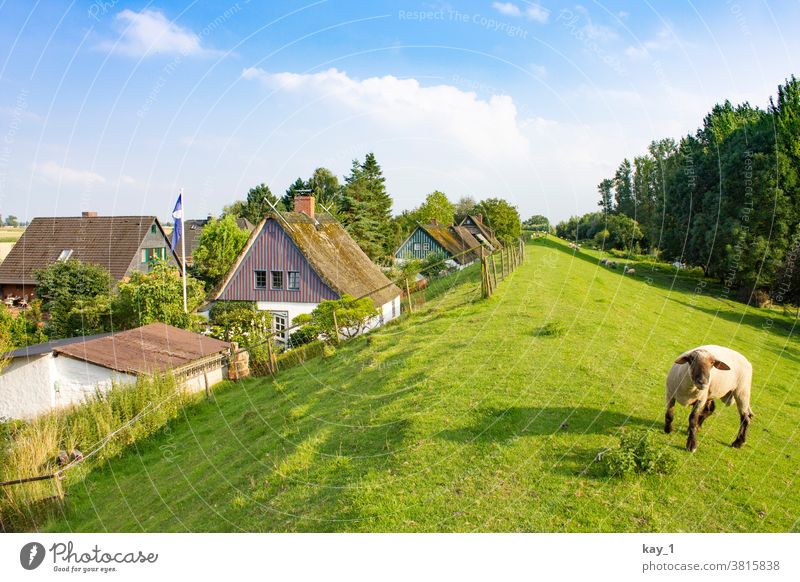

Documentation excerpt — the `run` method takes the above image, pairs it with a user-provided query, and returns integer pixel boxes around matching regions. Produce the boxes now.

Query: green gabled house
[394,220,485,267]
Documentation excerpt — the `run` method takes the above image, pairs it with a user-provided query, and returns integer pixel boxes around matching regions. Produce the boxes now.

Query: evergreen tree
[597,179,614,214]
[340,153,394,261]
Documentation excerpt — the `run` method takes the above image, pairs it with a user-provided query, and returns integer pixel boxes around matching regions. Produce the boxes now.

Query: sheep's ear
[713,360,731,371]
[674,354,691,365]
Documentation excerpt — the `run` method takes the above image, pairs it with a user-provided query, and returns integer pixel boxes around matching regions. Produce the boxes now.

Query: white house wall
[0,355,54,419]
[52,355,136,410]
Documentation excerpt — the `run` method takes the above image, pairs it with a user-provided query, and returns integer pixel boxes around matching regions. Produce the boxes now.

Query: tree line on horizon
[556,76,800,307]
[221,152,523,263]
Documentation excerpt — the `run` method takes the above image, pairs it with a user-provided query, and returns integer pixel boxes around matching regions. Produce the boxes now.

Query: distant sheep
[624,266,636,275]
[599,258,609,266]
[665,345,754,452]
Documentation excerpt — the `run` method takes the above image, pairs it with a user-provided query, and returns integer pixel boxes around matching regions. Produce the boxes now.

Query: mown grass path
[45,238,800,532]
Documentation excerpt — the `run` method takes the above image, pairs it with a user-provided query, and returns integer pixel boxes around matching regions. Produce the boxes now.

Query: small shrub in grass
[601,430,677,477]
[536,321,565,337]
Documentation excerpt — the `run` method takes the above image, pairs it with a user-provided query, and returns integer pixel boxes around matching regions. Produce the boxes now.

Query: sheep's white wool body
[666,345,753,411]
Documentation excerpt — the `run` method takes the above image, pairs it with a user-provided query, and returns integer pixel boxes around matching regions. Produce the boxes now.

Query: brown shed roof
[0,216,176,285]
[54,323,231,375]
[214,211,401,307]
[420,223,485,265]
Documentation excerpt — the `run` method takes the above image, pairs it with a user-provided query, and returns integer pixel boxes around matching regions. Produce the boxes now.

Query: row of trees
[563,77,800,305]
[221,152,524,262]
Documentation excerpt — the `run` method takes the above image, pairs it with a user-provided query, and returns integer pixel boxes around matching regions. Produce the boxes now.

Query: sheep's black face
[675,349,731,390]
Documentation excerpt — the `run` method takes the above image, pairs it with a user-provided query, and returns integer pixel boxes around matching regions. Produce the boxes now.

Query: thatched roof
[420,223,485,265]
[214,211,400,307]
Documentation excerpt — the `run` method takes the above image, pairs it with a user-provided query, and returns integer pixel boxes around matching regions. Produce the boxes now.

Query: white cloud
[242,67,530,162]
[524,4,550,23]
[529,63,548,78]
[35,161,106,185]
[99,9,217,57]
[492,2,522,17]
[491,2,549,23]
[625,25,682,60]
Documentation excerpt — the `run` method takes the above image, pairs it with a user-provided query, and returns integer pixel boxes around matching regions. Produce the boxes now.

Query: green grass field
[43,237,800,532]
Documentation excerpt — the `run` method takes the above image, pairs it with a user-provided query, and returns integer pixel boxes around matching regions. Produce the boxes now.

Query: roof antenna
[265,197,295,233]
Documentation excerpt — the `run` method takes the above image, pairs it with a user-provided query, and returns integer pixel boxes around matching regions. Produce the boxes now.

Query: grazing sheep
[665,345,754,452]
[624,266,636,275]
[600,258,609,266]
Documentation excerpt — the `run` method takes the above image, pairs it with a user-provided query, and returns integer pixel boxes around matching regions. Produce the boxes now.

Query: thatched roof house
[210,196,401,343]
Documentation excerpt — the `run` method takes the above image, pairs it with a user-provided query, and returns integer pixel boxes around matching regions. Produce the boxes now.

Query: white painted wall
[0,355,54,419]
[52,355,136,410]
[0,352,229,420]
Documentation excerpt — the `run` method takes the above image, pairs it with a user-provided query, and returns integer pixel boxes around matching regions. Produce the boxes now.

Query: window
[271,270,283,289]
[273,312,288,343]
[287,271,300,290]
[57,249,73,262]
[150,224,157,234]
[422,243,430,251]
[254,270,267,289]
[142,248,165,265]
[413,242,421,251]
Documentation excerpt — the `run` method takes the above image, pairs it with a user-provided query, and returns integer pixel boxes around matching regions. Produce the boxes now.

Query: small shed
[0,323,231,419]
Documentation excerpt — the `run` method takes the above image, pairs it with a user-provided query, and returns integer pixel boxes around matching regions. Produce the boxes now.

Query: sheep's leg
[697,400,716,428]
[732,396,753,448]
[664,397,676,433]
[732,413,751,448]
[686,400,702,452]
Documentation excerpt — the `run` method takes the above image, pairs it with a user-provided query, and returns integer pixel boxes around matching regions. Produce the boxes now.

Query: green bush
[601,429,677,477]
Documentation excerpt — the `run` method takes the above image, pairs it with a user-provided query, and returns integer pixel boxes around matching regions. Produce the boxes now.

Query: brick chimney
[430,218,438,226]
[474,213,483,224]
[82,211,98,217]
[294,195,315,219]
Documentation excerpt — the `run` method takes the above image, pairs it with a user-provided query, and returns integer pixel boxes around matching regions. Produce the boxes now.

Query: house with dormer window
[210,196,402,344]
[0,212,179,301]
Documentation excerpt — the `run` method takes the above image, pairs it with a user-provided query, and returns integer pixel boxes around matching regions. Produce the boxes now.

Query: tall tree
[191,215,251,288]
[414,191,455,226]
[308,167,341,207]
[613,159,634,217]
[473,198,521,242]
[597,179,614,214]
[454,196,477,224]
[340,153,394,261]
[236,183,281,224]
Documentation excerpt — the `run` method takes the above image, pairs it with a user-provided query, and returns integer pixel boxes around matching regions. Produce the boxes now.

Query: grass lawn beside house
[43,237,800,532]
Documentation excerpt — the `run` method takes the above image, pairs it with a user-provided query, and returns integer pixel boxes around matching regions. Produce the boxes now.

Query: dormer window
[57,249,73,261]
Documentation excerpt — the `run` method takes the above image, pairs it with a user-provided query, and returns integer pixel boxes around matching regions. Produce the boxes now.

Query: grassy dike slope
[45,237,800,532]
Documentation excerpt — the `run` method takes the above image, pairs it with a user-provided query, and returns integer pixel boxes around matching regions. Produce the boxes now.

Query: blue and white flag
[170,193,183,250]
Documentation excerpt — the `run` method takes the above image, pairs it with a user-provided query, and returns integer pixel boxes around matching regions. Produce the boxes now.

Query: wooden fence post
[491,254,498,289]
[500,248,506,278]
[332,309,340,343]
[481,256,491,298]
[405,278,414,314]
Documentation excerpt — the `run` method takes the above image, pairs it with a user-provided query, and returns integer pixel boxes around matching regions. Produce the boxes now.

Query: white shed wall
[0,355,54,419]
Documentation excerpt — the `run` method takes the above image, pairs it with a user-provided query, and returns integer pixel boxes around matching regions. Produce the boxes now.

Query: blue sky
[0,0,798,224]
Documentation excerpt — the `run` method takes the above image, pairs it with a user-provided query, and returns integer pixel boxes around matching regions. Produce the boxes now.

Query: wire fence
[0,237,527,524]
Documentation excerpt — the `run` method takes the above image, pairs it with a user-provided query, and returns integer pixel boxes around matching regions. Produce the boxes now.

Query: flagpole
[180,188,188,313]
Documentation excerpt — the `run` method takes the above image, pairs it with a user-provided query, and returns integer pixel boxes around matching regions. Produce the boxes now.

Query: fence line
[0,237,527,497]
